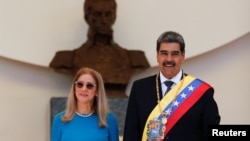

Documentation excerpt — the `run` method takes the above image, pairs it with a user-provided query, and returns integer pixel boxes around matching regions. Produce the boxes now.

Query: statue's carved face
[85,0,116,35]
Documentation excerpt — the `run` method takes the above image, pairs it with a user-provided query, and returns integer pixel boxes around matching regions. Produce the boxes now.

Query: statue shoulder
[128,50,150,68]
[49,50,74,71]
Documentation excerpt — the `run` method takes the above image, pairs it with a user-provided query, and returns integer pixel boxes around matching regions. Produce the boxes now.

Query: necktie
[164,81,174,95]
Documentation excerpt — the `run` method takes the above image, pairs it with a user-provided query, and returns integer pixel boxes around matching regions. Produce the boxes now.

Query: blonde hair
[61,67,109,127]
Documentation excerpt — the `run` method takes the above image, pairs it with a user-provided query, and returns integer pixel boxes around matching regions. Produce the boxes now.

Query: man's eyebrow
[160,50,167,52]
[159,50,179,52]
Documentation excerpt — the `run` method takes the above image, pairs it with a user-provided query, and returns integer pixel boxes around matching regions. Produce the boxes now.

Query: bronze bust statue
[49,0,150,96]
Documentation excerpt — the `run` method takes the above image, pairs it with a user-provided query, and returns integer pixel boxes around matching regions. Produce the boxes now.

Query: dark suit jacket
[123,74,220,141]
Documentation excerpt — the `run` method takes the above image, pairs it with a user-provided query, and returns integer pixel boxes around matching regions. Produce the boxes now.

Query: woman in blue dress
[51,67,119,141]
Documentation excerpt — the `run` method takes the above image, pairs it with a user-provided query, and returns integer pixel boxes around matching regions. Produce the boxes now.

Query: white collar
[159,70,183,84]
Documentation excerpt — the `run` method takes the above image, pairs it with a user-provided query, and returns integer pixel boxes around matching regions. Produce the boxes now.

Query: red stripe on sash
[164,83,210,136]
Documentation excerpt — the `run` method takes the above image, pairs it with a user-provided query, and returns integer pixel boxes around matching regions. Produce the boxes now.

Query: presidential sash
[142,75,211,141]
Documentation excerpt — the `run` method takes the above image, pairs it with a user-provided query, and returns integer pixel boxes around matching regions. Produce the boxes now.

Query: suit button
[165,136,169,140]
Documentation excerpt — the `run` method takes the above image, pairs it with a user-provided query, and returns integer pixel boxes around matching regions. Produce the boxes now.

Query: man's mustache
[163,61,176,66]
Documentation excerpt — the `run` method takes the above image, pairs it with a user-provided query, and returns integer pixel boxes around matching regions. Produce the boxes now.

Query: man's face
[86,1,116,35]
[157,42,185,79]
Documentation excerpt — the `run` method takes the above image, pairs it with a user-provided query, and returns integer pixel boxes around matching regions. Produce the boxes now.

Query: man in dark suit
[123,31,220,141]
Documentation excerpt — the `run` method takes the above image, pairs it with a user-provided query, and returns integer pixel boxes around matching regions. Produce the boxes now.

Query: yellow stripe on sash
[142,75,196,141]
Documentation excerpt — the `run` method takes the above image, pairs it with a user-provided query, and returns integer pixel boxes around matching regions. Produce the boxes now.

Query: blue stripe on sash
[158,79,203,120]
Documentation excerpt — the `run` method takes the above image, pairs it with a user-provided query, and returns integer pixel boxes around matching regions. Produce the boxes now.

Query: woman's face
[74,74,97,104]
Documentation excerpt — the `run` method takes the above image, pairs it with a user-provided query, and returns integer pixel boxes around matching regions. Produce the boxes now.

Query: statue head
[84,0,117,35]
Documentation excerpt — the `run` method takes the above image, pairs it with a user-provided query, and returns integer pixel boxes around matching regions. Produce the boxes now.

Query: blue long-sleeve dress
[51,111,119,141]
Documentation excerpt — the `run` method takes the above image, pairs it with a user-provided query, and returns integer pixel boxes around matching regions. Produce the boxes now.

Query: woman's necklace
[156,73,185,124]
[75,111,94,117]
